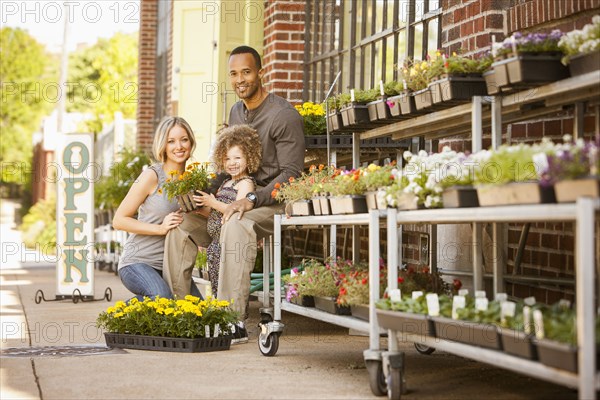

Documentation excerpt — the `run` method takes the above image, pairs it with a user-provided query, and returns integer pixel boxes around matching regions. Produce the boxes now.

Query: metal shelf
[358,71,600,142]
[281,302,371,332]
[393,203,579,224]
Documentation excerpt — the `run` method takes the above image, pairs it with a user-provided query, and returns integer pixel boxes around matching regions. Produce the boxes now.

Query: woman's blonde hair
[152,116,196,162]
[212,125,262,174]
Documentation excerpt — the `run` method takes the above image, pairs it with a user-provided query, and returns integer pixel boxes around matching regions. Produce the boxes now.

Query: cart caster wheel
[258,332,280,357]
[387,366,403,400]
[365,360,387,396]
[414,343,435,355]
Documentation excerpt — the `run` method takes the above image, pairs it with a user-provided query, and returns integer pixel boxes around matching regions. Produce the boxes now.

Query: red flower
[340,287,347,295]
[274,182,281,189]
[361,278,368,285]
[453,279,462,291]
[398,277,405,284]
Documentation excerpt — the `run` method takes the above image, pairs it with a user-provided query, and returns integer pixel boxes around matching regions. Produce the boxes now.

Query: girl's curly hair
[211,124,262,174]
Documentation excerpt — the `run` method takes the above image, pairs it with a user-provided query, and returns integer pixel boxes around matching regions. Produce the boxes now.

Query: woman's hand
[193,191,215,208]
[159,211,183,235]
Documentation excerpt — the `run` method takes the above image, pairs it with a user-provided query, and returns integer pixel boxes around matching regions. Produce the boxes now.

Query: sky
[1,0,140,52]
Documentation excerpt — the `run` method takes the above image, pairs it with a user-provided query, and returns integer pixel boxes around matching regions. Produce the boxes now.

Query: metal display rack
[258,71,600,399]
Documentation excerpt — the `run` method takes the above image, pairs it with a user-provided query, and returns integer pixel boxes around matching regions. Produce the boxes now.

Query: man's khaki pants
[163,203,283,319]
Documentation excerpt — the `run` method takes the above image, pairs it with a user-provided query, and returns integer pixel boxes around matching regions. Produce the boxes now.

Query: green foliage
[67,32,138,133]
[19,196,56,250]
[95,148,151,210]
[195,248,208,270]
[397,266,453,295]
[0,27,56,184]
[362,163,397,191]
[474,144,539,185]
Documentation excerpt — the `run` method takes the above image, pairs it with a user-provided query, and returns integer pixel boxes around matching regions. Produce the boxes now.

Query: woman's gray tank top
[118,163,180,270]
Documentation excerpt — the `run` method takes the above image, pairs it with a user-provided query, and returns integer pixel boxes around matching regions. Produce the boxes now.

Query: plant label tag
[559,299,571,309]
[379,80,385,96]
[475,297,489,311]
[523,306,532,335]
[458,289,469,297]
[214,324,221,338]
[290,269,297,278]
[389,289,401,302]
[495,293,508,302]
[412,291,423,299]
[426,293,439,317]
[475,290,487,299]
[501,301,516,325]
[205,325,211,337]
[533,309,545,339]
[524,296,536,306]
[452,295,466,320]
[351,89,356,102]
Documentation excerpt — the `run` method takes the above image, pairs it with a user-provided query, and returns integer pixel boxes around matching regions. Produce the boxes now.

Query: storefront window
[303,0,441,102]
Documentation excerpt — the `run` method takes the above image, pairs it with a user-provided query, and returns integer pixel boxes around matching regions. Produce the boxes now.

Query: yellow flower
[130,298,139,305]
[115,300,126,309]
[169,170,178,176]
[367,163,379,172]
[106,306,116,314]
[164,307,174,315]
[114,312,124,318]
[185,295,200,303]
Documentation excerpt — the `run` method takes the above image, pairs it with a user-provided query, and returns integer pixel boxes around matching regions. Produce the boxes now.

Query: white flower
[532,152,549,176]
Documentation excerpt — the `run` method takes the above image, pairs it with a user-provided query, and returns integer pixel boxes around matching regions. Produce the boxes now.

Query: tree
[67,32,138,134]
[0,27,55,184]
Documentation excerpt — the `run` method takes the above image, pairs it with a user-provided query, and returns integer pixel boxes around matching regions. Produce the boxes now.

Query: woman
[113,116,201,300]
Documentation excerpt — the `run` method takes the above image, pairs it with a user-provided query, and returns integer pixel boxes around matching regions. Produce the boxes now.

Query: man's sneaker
[231,322,248,344]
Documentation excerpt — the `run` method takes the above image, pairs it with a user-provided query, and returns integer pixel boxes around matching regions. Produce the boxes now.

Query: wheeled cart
[258,211,399,394]
[380,201,600,399]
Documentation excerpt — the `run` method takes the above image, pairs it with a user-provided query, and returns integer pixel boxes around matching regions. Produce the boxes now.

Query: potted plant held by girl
[161,162,213,212]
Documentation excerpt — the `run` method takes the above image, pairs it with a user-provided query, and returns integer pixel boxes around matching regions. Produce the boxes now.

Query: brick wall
[507,0,600,33]
[136,0,158,152]
[441,0,507,56]
[262,0,305,104]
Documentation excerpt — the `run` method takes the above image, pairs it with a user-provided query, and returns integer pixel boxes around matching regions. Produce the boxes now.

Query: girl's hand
[193,191,215,208]
[160,211,183,235]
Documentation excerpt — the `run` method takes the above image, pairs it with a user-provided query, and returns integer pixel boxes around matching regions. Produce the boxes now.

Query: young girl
[113,116,202,300]
[194,125,262,295]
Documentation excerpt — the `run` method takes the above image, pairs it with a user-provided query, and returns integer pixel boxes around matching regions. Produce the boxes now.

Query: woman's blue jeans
[119,263,201,301]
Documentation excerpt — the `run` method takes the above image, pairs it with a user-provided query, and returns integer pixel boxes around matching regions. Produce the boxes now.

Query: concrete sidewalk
[0,214,578,399]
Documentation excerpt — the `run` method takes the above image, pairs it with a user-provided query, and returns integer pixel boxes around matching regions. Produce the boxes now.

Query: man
[164,46,305,343]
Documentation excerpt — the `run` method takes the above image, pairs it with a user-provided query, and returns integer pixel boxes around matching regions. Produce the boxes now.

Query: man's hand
[222,198,254,222]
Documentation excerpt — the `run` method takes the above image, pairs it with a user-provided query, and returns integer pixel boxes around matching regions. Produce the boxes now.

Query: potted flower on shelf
[531,301,600,373]
[473,141,558,206]
[366,81,403,122]
[307,164,338,215]
[384,80,413,118]
[404,59,435,111]
[325,169,368,214]
[538,135,599,203]
[295,101,327,137]
[97,295,238,352]
[161,162,213,212]
[336,259,385,321]
[298,258,353,315]
[361,162,397,210]
[283,258,322,307]
[339,89,379,130]
[271,175,315,216]
[491,30,568,90]
[559,16,600,76]
[325,95,346,133]
[427,52,490,104]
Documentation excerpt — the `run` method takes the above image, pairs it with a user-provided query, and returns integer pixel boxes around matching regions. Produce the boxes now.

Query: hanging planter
[326,110,346,133]
[438,74,488,103]
[483,69,501,95]
[499,328,537,360]
[442,186,479,208]
[476,182,556,206]
[340,102,370,128]
[506,52,569,86]
[554,177,600,203]
[329,195,368,214]
[412,88,434,111]
[388,91,417,117]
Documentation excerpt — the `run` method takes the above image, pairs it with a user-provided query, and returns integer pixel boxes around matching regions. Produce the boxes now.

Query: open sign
[56,134,94,297]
